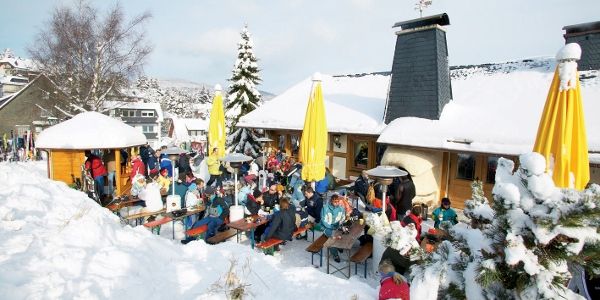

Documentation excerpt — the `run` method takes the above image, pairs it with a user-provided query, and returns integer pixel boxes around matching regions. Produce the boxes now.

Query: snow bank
[0,161,377,299]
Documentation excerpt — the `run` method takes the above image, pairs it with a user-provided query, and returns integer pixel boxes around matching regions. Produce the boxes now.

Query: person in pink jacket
[130,154,146,182]
[378,259,410,300]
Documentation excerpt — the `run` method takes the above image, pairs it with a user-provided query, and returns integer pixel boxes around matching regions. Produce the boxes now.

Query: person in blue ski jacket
[432,197,458,229]
[190,186,229,241]
[321,194,346,262]
[160,153,173,177]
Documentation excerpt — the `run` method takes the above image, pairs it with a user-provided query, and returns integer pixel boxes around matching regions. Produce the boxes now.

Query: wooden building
[36,111,147,197]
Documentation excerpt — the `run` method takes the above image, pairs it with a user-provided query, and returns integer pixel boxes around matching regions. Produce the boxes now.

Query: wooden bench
[350,242,373,278]
[292,225,314,240]
[124,208,166,226]
[256,238,285,255]
[143,216,173,234]
[207,228,237,245]
[305,234,329,267]
[185,224,208,239]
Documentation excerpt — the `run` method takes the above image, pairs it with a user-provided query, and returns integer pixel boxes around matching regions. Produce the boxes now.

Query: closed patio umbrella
[533,43,589,190]
[208,85,226,159]
[300,73,328,182]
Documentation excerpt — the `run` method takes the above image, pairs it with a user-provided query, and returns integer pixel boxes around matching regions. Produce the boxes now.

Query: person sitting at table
[245,189,264,216]
[262,198,296,245]
[190,186,229,241]
[401,205,422,242]
[300,186,323,225]
[157,168,171,195]
[321,194,346,263]
[263,183,280,209]
[432,197,458,229]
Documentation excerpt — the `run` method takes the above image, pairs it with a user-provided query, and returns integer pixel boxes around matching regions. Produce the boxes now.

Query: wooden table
[228,215,270,249]
[324,222,365,278]
[165,206,206,239]
[124,208,166,226]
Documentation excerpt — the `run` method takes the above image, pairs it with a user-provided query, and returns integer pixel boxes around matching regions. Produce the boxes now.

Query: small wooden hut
[36,111,147,197]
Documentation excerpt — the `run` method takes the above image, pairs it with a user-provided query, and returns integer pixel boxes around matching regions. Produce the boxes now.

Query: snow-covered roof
[378,58,600,156]
[168,117,208,144]
[237,72,390,135]
[103,101,164,122]
[36,111,147,149]
[182,118,208,131]
[0,48,37,70]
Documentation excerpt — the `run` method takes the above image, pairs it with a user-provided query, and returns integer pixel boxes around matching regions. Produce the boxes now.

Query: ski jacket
[206,196,229,221]
[207,155,222,175]
[85,155,107,178]
[321,202,345,231]
[301,193,323,222]
[265,207,296,241]
[159,155,173,177]
[379,274,410,300]
[130,157,146,181]
[245,194,261,215]
[432,207,458,228]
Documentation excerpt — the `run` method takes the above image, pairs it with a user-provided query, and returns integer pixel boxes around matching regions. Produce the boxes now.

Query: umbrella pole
[381,185,387,217]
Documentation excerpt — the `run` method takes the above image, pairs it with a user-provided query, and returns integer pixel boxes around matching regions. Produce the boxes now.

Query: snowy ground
[0,161,379,299]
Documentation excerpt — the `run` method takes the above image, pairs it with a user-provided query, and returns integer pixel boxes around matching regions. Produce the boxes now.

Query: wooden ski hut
[36,111,147,197]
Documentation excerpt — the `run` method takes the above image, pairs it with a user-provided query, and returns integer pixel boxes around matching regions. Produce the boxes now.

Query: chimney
[384,13,452,123]
[563,21,600,70]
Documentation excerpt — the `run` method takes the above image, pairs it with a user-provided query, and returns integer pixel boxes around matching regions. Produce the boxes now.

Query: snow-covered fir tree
[410,152,600,300]
[225,25,263,156]
[134,77,212,119]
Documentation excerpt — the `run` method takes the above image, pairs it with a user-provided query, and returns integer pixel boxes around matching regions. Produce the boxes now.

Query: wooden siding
[49,150,86,185]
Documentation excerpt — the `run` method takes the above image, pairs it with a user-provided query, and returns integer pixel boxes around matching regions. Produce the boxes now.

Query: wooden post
[115,149,122,196]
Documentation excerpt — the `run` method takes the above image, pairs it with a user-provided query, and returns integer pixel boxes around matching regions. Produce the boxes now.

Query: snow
[379,58,600,155]
[238,73,390,135]
[0,161,379,299]
[36,111,147,149]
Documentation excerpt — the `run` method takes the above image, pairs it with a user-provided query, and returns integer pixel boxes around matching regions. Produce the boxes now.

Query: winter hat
[252,189,263,199]
[188,183,197,191]
[160,168,168,176]
[150,169,159,176]
[204,186,216,195]
[441,198,451,205]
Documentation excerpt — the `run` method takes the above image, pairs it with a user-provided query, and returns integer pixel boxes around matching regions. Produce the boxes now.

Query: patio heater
[162,145,187,211]
[365,165,407,273]
[256,137,273,170]
[220,152,252,222]
[365,165,407,219]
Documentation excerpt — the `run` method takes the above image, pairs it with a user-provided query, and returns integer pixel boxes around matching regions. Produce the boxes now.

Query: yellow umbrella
[300,73,328,181]
[208,85,226,158]
[533,43,589,190]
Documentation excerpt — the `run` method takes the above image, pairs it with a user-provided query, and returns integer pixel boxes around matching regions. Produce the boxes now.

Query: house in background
[0,74,66,137]
[104,101,164,148]
[239,15,600,209]
[0,48,39,99]
[167,117,209,152]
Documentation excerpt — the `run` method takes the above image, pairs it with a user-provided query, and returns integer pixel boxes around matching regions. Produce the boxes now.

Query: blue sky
[1,0,599,94]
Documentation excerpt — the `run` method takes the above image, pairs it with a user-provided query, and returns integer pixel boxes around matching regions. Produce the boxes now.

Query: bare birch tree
[29,1,152,112]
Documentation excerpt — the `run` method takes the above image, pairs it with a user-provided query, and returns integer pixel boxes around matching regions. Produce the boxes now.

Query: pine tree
[410,153,600,299]
[225,25,263,155]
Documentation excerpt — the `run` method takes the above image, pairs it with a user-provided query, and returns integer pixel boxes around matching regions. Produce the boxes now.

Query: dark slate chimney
[384,13,452,123]
[563,21,600,70]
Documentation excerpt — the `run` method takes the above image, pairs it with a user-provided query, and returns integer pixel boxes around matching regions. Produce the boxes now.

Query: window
[354,141,369,168]
[290,135,300,158]
[486,156,499,184]
[121,110,135,117]
[141,110,155,117]
[142,125,154,133]
[278,134,285,150]
[456,153,476,180]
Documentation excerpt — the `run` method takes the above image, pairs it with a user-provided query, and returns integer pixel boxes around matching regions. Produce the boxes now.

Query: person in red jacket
[379,259,410,300]
[400,205,422,242]
[130,154,146,182]
[84,150,108,200]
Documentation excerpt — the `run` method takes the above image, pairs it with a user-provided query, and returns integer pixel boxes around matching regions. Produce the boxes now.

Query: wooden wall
[49,150,85,186]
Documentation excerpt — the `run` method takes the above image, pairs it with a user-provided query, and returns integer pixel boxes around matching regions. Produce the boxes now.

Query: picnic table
[228,214,270,249]
[105,196,141,213]
[324,221,365,278]
[124,208,166,226]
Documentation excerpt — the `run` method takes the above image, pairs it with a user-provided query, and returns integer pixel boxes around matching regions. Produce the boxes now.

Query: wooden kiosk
[36,111,147,197]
